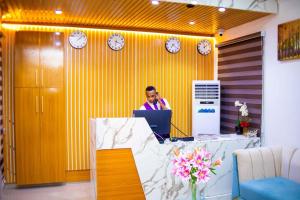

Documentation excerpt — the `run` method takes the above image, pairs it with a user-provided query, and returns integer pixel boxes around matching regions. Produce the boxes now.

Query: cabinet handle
[35,69,38,86]
[36,96,39,113]
[41,96,44,113]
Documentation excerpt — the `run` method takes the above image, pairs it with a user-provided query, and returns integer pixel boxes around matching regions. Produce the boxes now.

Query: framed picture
[278,19,300,61]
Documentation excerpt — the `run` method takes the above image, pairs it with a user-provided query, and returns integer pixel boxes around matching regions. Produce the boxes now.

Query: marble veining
[90,118,260,200]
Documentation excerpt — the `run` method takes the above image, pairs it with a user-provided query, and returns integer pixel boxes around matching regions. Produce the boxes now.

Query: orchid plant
[172,147,222,199]
[234,100,251,128]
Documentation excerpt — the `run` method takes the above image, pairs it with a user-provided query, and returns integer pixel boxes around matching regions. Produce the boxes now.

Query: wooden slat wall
[0,34,4,185]
[218,36,263,134]
[2,24,214,182]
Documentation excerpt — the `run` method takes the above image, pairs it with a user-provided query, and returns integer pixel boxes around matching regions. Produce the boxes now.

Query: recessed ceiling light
[55,9,63,15]
[218,7,226,12]
[55,32,61,35]
[55,41,61,46]
[191,0,197,5]
[152,0,159,5]
[189,21,195,25]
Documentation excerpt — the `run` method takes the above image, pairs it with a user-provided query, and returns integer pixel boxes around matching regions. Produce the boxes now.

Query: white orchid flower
[239,103,248,116]
[234,100,242,107]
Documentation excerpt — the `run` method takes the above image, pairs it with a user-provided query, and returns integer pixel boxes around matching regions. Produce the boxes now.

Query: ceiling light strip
[1,22,214,38]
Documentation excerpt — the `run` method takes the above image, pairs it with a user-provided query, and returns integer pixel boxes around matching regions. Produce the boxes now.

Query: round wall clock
[68,30,88,49]
[108,33,125,51]
[165,37,180,53]
[197,39,212,55]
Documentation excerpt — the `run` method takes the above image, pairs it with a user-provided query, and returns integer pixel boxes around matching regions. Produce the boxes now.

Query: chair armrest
[232,153,240,199]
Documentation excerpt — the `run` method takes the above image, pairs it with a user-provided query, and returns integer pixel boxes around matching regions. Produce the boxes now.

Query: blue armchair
[232,147,300,200]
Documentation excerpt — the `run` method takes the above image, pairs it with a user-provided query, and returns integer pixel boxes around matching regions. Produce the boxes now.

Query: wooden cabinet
[14,31,65,185]
[40,33,64,88]
[40,88,65,183]
[15,32,40,88]
[15,88,41,185]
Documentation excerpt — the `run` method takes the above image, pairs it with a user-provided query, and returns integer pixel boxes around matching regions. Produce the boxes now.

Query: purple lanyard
[144,99,166,110]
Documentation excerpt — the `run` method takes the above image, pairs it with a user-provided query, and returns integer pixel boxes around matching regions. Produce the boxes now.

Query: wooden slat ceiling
[2,0,270,36]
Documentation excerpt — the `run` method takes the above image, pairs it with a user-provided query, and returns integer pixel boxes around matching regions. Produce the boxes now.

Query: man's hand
[156,93,167,110]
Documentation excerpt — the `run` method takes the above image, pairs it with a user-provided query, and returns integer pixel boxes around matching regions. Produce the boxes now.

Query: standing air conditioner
[192,80,220,136]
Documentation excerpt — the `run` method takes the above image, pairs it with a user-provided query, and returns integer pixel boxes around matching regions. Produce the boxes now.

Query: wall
[1,24,215,182]
[216,0,300,148]
[0,32,4,192]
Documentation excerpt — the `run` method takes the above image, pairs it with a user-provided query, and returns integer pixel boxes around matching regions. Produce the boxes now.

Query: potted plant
[234,101,251,135]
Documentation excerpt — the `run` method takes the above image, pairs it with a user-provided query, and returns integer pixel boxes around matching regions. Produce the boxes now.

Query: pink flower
[173,156,189,168]
[194,168,210,183]
[178,166,191,180]
[192,154,204,168]
[172,147,222,183]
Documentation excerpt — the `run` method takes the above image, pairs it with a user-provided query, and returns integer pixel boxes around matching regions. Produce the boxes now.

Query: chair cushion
[240,177,300,200]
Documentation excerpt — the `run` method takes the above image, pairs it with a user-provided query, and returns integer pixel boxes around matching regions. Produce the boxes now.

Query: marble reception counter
[90,118,260,200]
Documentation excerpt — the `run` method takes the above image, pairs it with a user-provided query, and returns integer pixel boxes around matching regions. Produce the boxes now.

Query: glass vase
[243,127,249,136]
[191,182,205,200]
[191,182,197,200]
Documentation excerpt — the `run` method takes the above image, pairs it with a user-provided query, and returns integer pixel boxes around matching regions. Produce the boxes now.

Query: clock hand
[77,35,83,41]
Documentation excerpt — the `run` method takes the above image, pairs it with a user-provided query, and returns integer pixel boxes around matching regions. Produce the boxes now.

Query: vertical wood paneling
[2,31,15,183]
[2,24,214,182]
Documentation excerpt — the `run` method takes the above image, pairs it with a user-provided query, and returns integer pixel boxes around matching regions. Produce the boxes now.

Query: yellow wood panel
[40,32,64,88]
[2,25,214,182]
[15,88,41,185]
[65,170,90,182]
[40,87,65,183]
[14,31,40,87]
[97,149,145,200]
[2,30,15,183]
[39,32,65,184]
[3,0,270,36]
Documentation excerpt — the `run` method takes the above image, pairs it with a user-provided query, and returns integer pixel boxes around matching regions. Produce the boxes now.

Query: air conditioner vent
[194,84,219,100]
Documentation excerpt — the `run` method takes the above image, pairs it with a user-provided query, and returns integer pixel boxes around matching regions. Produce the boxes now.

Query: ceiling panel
[2,0,270,36]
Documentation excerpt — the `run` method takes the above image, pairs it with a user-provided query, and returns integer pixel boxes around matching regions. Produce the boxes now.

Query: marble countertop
[91,118,260,200]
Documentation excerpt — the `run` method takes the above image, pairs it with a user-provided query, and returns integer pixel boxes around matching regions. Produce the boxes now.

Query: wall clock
[68,30,88,49]
[108,33,125,51]
[165,37,180,53]
[197,39,212,55]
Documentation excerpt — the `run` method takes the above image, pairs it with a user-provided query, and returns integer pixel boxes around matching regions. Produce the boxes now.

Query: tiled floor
[1,182,91,200]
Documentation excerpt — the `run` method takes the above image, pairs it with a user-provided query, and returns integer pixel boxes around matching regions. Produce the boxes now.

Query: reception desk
[90,118,260,200]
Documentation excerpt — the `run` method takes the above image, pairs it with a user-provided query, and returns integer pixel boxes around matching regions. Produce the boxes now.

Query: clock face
[165,37,180,53]
[197,39,212,55]
[68,31,87,49]
[108,33,125,51]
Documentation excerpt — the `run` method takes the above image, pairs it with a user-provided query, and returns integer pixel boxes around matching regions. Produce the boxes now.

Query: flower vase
[191,182,197,200]
[191,182,205,200]
[243,127,249,136]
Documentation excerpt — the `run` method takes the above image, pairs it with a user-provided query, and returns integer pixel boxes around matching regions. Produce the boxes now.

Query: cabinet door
[15,88,41,185]
[40,32,64,88]
[40,88,65,183]
[15,32,40,88]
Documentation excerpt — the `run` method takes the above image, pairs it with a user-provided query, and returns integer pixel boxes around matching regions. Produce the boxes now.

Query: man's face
[146,90,156,104]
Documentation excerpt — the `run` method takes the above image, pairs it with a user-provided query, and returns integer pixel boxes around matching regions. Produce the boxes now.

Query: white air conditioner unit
[192,80,220,136]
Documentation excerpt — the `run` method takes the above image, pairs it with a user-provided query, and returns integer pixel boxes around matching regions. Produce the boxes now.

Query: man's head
[145,86,157,104]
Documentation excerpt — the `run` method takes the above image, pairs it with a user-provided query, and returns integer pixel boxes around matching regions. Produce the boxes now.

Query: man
[140,86,171,110]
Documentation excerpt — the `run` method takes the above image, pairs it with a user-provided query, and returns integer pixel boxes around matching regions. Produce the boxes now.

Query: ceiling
[2,0,270,36]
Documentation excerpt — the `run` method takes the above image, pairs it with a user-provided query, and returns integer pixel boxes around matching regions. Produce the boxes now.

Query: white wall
[218,0,300,148]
